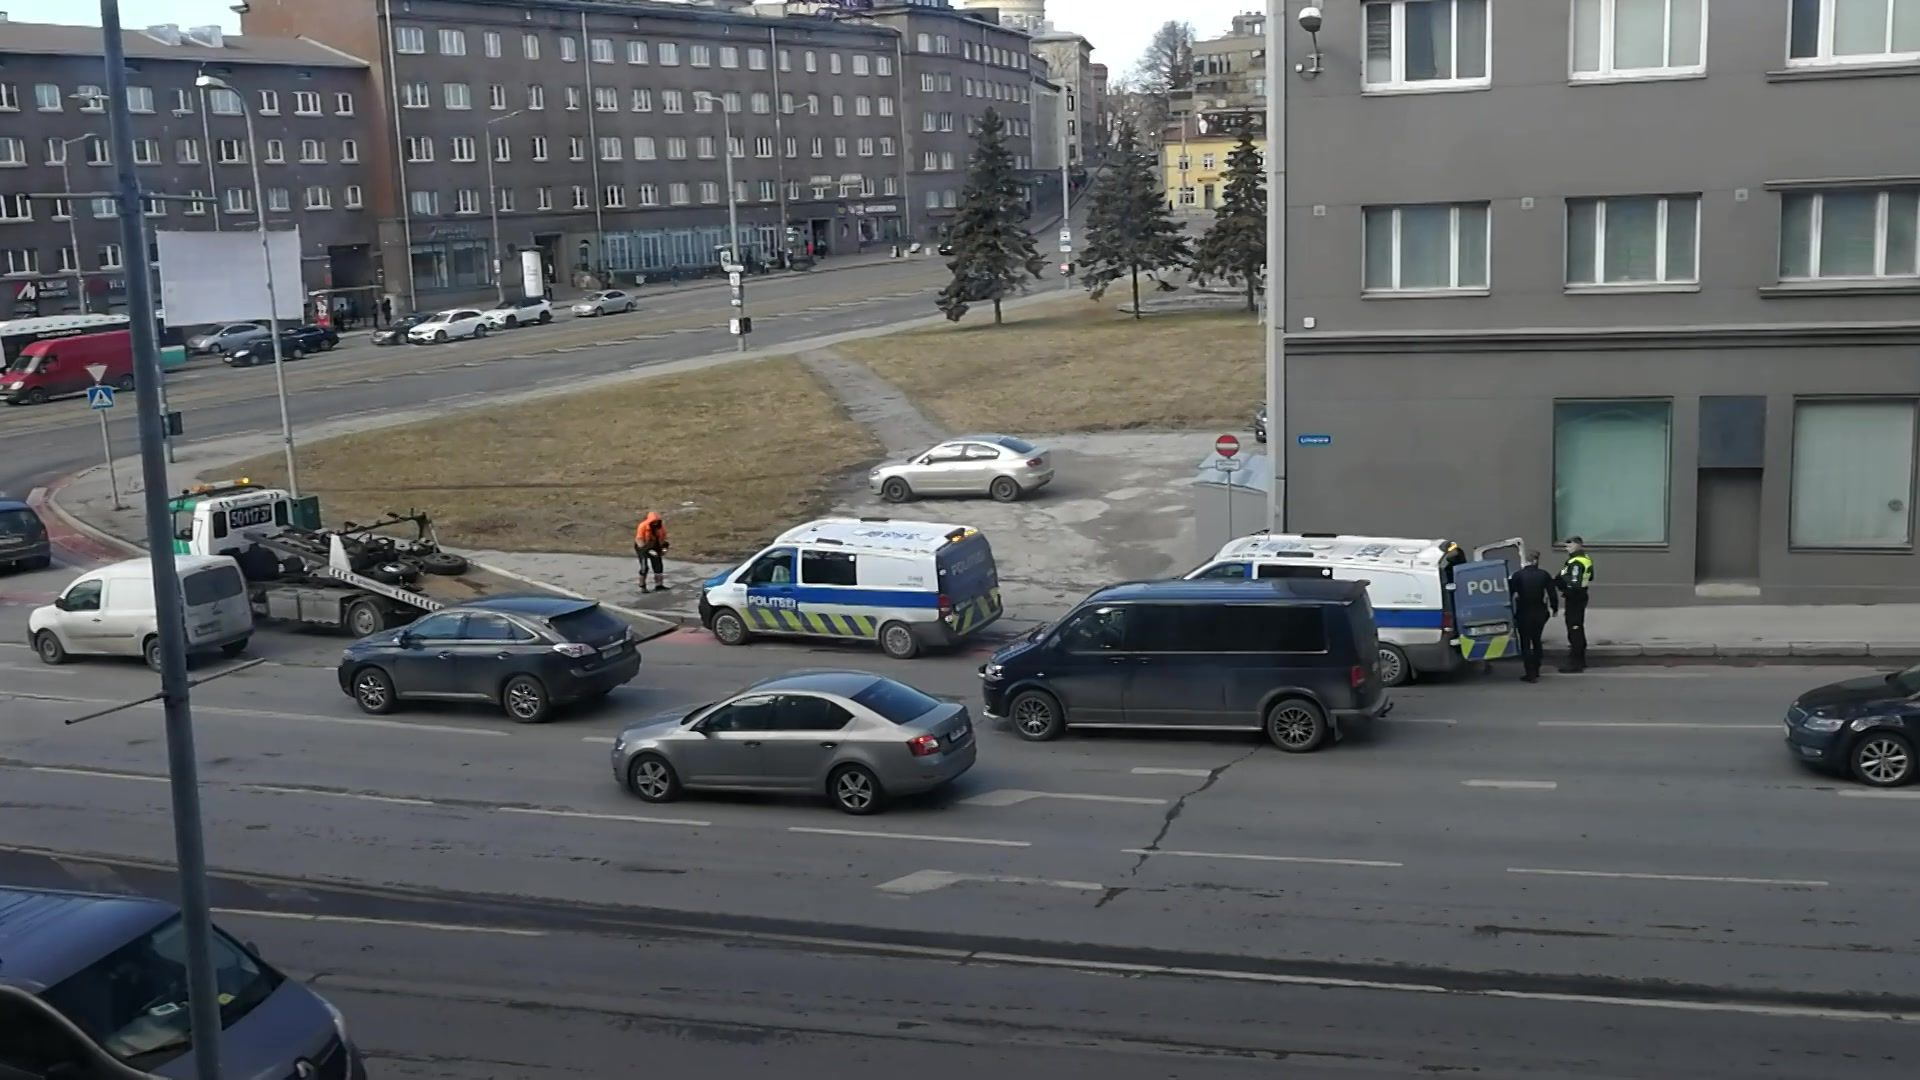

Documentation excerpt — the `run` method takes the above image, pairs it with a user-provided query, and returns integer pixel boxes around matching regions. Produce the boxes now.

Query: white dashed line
[214,909,548,937]
[1121,848,1403,869]
[1383,716,1459,725]
[1463,779,1559,790]
[876,870,1102,896]
[246,786,436,807]
[1130,767,1213,778]
[1506,867,1828,888]
[1837,789,1920,800]
[496,806,708,828]
[30,766,167,784]
[789,826,1030,848]
[960,789,1168,807]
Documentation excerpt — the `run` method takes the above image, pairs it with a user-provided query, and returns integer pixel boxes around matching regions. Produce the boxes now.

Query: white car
[869,434,1055,504]
[481,296,553,329]
[406,308,490,343]
[571,290,635,317]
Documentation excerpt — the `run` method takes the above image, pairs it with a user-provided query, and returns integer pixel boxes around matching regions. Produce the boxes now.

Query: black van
[980,579,1390,751]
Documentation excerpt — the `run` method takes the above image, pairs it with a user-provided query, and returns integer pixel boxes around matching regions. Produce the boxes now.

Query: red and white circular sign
[1215,434,1241,459]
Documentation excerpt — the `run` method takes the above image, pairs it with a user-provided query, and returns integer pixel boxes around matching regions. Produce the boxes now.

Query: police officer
[1509,551,1559,683]
[1558,536,1596,673]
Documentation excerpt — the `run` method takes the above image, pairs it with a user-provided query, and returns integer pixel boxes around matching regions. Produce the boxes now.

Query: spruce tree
[1192,126,1268,314]
[1079,121,1191,319]
[934,107,1045,325]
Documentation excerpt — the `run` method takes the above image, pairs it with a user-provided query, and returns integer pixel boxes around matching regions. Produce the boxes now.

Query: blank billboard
[155,229,305,325]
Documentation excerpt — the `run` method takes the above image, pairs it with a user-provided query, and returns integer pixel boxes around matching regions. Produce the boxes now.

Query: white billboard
[155,229,305,325]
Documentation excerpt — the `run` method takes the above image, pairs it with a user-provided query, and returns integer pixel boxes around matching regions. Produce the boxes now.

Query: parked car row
[221,324,340,366]
[372,292,634,346]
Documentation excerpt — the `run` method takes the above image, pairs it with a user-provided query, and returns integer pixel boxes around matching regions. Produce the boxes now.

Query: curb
[35,470,144,560]
[469,560,681,644]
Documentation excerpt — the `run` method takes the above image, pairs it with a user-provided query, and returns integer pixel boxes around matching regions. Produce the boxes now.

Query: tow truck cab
[168,479,302,558]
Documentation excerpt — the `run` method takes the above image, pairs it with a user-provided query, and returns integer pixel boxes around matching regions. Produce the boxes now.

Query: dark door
[444,613,539,698]
[1122,604,1227,726]
[757,693,855,791]
[392,611,467,698]
[740,547,799,634]
[1696,468,1762,584]
[1045,604,1132,723]
[681,695,780,786]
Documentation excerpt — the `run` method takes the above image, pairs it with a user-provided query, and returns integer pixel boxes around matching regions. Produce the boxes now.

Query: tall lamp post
[195,73,297,496]
[696,92,747,353]
[57,133,93,314]
[1264,0,1291,533]
[485,110,523,305]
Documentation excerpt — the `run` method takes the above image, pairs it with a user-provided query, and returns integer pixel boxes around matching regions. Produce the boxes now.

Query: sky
[6,0,1253,80]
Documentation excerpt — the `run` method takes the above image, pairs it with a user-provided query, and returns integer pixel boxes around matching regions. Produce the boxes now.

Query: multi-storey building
[954,0,1048,35]
[1162,126,1261,220]
[1277,0,1920,604]
[0,19,374,318]
[1180,10,1266,134]
[244,0,917,306]
[1029,30,1093,164]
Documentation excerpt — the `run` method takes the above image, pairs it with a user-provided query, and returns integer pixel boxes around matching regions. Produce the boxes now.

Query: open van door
[1473,537,1525,577]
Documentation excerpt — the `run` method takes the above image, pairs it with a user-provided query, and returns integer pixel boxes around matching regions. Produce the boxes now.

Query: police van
[699,518,1003,659]
[1185,533,1522,686]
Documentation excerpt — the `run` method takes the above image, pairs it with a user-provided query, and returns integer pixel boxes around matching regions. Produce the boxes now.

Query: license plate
[194,622,217,636]
[600,641,626,657]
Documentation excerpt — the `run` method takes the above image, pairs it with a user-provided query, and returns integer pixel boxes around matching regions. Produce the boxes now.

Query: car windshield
[1891,663,1920,694]
[0,507,43,534]
[850,678,942,724]
[993,436,1037,453]
[182,564,244,605]
[39,915,284,1071]
[423,313,451,323]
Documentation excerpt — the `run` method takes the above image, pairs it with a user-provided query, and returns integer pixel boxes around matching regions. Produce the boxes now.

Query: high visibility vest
[1559,553,1595,592]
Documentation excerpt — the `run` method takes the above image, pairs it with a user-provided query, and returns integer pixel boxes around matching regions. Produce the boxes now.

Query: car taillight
[1441,609,1456,635]
[908,734,941,757]
[552,642,595,659]
[1026,457,1044,467]
[1350,665,1368,689]
[938,593,953,619]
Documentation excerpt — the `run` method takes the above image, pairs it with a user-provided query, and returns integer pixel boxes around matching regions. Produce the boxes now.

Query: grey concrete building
[0,19,375,318]
[1030,30,1093,164]
[1275,0,1920,605]
[245,0,918,306]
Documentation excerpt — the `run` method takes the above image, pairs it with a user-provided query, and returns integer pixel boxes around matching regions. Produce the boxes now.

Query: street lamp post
[58,135,92,314]
[1264,0,1288,533]
[485,110,523,306]
[697,92,747,353]
[195,74,296,497]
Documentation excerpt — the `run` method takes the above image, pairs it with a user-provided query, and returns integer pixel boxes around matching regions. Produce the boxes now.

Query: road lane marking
[876,869,1103,896]
[212,908,548,937]
[581,736,616,745]
[1381,716,1458,725]
[1121,848,1403,869]
[960,789,1168,807]
[1838,789,1920,800]
[1130,767,1212,778]
[789,826,1030,848]
[246,786,436,807]
[1507,867,1828,888]
[496,806,708,828]
[30,766,168,784]
[0,662,73,676]
[1537,721,1779,730]
[1463,779,1559,790]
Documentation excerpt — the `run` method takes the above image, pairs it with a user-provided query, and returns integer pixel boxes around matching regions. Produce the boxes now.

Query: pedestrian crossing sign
[86,385,115,410]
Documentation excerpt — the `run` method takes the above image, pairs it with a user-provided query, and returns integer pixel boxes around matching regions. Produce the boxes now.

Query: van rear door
[181,561,252,648]
[936,531,1002,636]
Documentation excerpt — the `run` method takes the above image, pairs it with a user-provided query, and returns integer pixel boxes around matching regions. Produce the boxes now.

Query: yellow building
[1162,129,1265,214]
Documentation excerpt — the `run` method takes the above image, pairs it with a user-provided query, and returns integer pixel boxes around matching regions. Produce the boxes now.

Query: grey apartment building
[1275,0,1920,605]
[0,20,374,318]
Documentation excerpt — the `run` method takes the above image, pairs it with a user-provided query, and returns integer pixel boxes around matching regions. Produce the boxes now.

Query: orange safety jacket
[634,514,668,550]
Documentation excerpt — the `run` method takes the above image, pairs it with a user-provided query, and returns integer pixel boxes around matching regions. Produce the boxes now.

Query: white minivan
[30,555,254,669]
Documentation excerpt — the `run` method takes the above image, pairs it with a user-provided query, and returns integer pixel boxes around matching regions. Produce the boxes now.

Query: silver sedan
[870,434,1054,504]
[610,671,977,814]
[570,289,635,317]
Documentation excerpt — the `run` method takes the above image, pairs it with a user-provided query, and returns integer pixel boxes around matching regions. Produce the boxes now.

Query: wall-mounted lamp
[1295,5,1324,78]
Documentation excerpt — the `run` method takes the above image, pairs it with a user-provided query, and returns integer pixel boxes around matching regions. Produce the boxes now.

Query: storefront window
[1791,400,1916,548]
[1553,400,1671,545]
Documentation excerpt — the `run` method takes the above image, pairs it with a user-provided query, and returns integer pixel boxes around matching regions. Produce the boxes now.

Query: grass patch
[838,297,1262,434]
[230,358,879,558]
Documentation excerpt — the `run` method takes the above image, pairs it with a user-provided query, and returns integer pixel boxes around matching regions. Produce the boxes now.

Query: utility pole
[1264,0,1287,533]
[99,5,225,1079]
[768,27,791,253]
[485,111,522,306]
[58,137,89,314]
[700,92,748,354]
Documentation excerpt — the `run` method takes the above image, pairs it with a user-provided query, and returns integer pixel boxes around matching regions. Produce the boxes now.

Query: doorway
[1695,468,1761,586]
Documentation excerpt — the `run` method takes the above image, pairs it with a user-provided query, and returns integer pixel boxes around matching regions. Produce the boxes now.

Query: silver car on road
[870,434,1054,504]
[570,289,636,317]
[611,671,977,814]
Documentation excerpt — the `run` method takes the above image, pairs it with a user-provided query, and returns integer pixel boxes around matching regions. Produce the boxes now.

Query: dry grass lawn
[838,297,1263,434]
[230,359,879,558]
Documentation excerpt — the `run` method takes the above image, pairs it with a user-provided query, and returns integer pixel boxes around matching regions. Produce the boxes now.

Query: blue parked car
[0,497,51,573]
[0,887,365,1078]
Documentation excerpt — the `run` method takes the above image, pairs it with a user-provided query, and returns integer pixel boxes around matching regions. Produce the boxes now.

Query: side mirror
[396,631,416,648]
[53,595,70,611]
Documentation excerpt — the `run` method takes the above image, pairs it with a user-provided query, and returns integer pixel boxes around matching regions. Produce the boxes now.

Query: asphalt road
[0,255,963,502]
[0,578,1912,1076]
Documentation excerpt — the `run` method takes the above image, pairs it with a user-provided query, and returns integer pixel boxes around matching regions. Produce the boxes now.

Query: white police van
[1185,533,1522,686]
[699,518,1003,659]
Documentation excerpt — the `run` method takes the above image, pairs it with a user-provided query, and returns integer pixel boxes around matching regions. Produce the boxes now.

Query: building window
[1573,0,1705,78]
[436,28,465,55]
[33,84,61,112]
[858,137,874,157]
[1554,400,1672,545]
[336,92,355,115]
[262,187,287,213]
[0,194,29,222]
[879,97,894,117]
[718,45,739,69]
[490,84,508,110]
[560,36,578,63]
[1792,400,1917,547]
[691,45,712,68]
[456,189,481,214]
[565,87,582,111]
[132,139,160,165]
[635,136,656,160]
[591,38,615,63]
[663,90,684,114]
[532,135,549,161]
[752,92,772,114]
[492,135,511,163]
[600,137,624,161]
[1566,194,1699,286]
[830,52,844,73]
[96,244,123,270]
[750,46,769,70]
[537,187,553,211]
[700,181,720,204]
[1363,203,1491,292]
[528,85,546,110]
[405,136,434,163]
[484,30,502,58]
[524,33,541,60]
[345,185,363,209]
[629,40,650,64]
[595,87,619,111]
[856,95,872,116]
[659,42,680,66]
[759,180,777,202]
[853,54,870,75]
[176,139,201,165]
[216,138,245,164]
[756,136,775,158]
[305,186,332,210]
[877,55,893,76]
[294,90,322,115]
[1363,0,1490,91]
[632,88,653,112]
[604,185,627,209]
[184,191,208,216]
[401,81,431,109]
[91,197,118,218]
[258,90,279,115]
[342,139,359,163]
[1790,0,1920,65]
[1780,188,1920,280]
[669,182,690,205]
[637,183,658,206]
[696,136,716,160]
[300,139,326,164]
[225,188,255,215]
[569,137,586,162]
[571,186,589,210]
[395,26,426,54]
[879,136,894,156]
[126,86,154,113]
[666,137,687,161]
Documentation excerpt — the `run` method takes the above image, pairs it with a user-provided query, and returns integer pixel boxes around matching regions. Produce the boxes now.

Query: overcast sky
[8,0,1253,79]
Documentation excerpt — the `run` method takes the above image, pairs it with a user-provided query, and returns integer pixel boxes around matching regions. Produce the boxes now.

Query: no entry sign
[1215,434,1241,459]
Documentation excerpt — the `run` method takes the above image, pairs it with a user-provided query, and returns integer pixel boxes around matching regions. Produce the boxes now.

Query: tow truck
[168,479,483,637]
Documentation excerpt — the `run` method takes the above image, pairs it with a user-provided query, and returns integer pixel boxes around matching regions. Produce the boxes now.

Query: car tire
[504,316,519,329]
[539,311,552,324]
[624,302,635,313]
[345,599,384,638]
[114,375,135,391]
[710,608,751,646]
[1850,732,1914,788]
[1266,697,1329,753]
[22,387,46,405]
[625,753,682,803]
[1377,643,1413,688]
[475,324,489,339]
[989,476,1021,503]
[828,764,885,815]
[351,666,397,715]
[1008,689,1064,741]
[26,554,51,571]
[435,331,448,343]
[143,636,162,672]
[220,638,248,659]
[419,551,469,576]
[322,339,336,351]
[878,620,919,660]
[880,477,913,503]
[33,630,68,666]
[502,674,551,723]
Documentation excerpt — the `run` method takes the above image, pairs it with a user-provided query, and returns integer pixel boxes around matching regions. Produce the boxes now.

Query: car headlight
[6,381,22,390]
[982,662,1004,679]
[1802,714,1845,732]
[320,995,349,1040]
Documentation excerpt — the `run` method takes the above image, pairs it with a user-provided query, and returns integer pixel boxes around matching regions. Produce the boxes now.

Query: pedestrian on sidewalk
[633,512,670,592]
[1510,551,1560,683]
[1558,537,1596,673]
[380,295,393,327]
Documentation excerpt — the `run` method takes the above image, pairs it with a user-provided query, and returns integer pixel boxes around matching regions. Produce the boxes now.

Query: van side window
[800,550,858,587]
[1129,604,1327,653]
[1255,563,1331,580]
[743,548,795,586]
[210,511,229,540]
[1192,562,1249,580]
[61,580,103,612]
[1058,605,1127,652]
[273,501,290,526]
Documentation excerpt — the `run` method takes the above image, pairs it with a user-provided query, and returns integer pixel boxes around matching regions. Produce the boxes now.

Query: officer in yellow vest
[1558,537,1596,672]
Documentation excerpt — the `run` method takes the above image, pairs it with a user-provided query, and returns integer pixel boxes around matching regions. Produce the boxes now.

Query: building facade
[1276,0,1920,604]
[1161,128,1261,220]
[0,20,374,318]
[1029,32,1093,164]
[954,0,1048,34]
[1181,10,1266,132]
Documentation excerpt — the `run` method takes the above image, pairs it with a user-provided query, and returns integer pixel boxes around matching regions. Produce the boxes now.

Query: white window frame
[638,183,659,206]
[395,26,426,54]
[591,37,615,64]
[1571,0,1708,80]
[484,31,502,59]
[345,185,364,209]
[629,40,650,65]
[305,186,332,210]
[1363,203,1492,293]
[536,187,553,211]
[1779,188,1920,281]
[604,185,627,209]
[1566,194,1701,287]
[1790,398,1919,549]
[293,90,322,116]
[1362,0,1492,93]
[410,190,438,216]
[531,135,549,162]
[1788,0,1920,66]
[335,92,356,116]
[300,139,327,164]
[456,189,482,215]
[440,29,467,56]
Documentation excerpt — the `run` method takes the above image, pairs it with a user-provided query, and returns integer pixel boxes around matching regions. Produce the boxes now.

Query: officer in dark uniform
[1509,551,1559,683]
[1558,536,1596,673]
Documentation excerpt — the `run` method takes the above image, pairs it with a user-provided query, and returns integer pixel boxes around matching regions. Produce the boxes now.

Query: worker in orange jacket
[634,512,669,592]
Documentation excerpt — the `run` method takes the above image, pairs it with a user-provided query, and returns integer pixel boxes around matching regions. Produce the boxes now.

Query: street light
[695,91,747,353]
[484,110,522,306]
[1264,0,1290,533]
[194,73,297,497]
[57,133,94,314]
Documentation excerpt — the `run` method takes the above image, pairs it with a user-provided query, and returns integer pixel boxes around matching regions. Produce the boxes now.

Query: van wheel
[710,608,751,646]
[1009,689,1064,741]
[352,666,397,714]
[114,375,135,391]
[502,675,551,723]
[22,387,47,405]
[878,621,920,660]
[1266,698,1329,753]
[1376,644,1412,688]
[345,599,384,638]
[881,477,913,503]
[989,476,1021,503]
[143,636,163,672]
[33,630,68,666]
